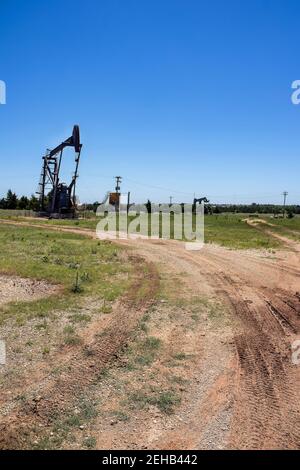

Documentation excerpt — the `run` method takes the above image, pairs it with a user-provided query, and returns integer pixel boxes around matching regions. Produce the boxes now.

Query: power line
[123,176,194,196]
[80,174,299,202]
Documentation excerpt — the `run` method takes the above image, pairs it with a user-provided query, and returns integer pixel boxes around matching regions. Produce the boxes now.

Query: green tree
[145,199,152,213]
[5,189,18,209]
[18,195,29,210]
[28,194,39,211]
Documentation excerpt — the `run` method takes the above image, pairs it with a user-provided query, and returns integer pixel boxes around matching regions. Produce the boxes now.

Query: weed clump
[71,271,82,293]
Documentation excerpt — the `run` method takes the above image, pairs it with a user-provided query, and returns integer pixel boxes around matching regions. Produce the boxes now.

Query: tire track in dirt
[221,286,300,449]
[136,238,300,449]
[180,251,300,449]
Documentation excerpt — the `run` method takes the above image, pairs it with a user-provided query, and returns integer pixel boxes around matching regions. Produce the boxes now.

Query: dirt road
[114,234,300,449]
[0,219,300,449]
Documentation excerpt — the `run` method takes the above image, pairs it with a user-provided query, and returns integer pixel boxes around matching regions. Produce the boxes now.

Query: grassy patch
[172,295,229,328]
[100,301,113,314]
[139,312,150,333]
[264,216,300,231]
[32,398,99,449]
[0,224,132,324]
[168,375,188,385]
[129,388,180,414]
[204,214,281,249]
[63,334,82,346]
[260,216,300,241]
[134,336,162,367]
[62,324,82,346]
[83,436,97,449]
[173,352,187,361]
[110,409,130,422]
[0,212,281,250]
[68,313,91,323]
[42,346,50,355]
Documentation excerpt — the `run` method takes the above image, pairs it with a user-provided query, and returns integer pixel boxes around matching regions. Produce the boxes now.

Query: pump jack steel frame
[37,125,82,218]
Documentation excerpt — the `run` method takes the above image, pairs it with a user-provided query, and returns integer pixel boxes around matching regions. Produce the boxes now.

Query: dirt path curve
[246,217,300,253]
[1,219,300,449]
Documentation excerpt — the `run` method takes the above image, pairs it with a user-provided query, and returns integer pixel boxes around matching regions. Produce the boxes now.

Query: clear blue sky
[0,0,300,204]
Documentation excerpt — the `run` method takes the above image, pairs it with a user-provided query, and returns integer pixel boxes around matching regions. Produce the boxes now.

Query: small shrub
[100,302,112,314]
[156,391,180,413]
[64,335,82,346]
[80,400,98,420]
[68,262,80,269]
[63,325,75,335]
[135,353,154,366]
[65,414,81,427]
[69,313,91,323]
[80,271,90,282]
[83,436,96,449]
[63,326,81,346]
[144,336,161,350]
[71,271,82,293]
[173,352,186,361]
[111,410,129,422]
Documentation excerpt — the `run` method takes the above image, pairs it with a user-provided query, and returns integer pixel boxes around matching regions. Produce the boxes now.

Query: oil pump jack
[193,197,210,214]
[193,197,209,205]
[37,125,82,218]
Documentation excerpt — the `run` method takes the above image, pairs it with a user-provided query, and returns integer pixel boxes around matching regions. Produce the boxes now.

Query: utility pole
[115,176,122,194]
[127,191,130,214]
[283,191,288,217]
[114,176,122,212]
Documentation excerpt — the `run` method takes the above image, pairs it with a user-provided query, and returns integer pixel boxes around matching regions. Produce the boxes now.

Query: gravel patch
[0,275,56,305]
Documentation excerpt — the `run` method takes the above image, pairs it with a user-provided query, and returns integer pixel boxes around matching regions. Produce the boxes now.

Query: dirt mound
[0,275,57,306]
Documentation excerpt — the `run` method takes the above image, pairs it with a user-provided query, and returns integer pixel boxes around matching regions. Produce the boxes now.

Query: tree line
[0,189,40,211]
[0,190,299,216]
[212,203,300,216]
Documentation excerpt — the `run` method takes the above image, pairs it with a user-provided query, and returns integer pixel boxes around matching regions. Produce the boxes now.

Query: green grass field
[0,224,133,324]
[204,214,280,250]
[261,216,300,242]
[0,212,98,229]
[0,211,282,250]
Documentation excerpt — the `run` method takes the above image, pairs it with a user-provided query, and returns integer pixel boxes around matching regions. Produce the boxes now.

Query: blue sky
[0,0,300,204]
